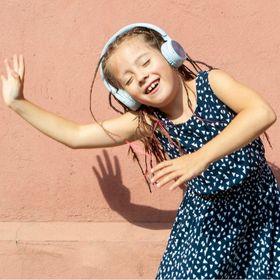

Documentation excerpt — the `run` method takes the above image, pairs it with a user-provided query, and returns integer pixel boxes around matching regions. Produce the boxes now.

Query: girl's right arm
[1,54,143,149]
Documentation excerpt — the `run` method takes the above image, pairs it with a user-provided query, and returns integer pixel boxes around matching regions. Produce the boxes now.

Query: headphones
[99,23,187,111]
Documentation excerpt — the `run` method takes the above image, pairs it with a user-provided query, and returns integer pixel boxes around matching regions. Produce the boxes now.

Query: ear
[114,89,142,111]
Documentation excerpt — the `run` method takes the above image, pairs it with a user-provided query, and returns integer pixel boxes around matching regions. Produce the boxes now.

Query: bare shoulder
[207,69,275,114]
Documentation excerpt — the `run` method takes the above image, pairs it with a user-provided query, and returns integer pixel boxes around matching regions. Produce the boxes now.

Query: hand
[1,54,25,107]
[151,151,209,191]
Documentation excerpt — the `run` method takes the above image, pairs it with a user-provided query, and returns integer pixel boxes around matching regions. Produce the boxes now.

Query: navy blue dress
[154,70,280,279]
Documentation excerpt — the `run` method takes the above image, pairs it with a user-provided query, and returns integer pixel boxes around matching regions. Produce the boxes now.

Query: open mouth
[145,79,160,95]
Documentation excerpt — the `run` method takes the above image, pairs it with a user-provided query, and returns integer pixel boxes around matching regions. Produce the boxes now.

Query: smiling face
[106,36,182,109]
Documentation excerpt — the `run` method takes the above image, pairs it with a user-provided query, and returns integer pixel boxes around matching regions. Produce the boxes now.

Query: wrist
[196,146,213,167]
[8,98,26,112]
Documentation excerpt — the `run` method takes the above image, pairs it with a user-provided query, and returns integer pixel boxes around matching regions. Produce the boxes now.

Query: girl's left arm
[151,69,277,190]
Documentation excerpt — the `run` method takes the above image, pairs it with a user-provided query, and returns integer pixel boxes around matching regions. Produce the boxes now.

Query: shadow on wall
[92,150,280,229]
[92,150,184,229]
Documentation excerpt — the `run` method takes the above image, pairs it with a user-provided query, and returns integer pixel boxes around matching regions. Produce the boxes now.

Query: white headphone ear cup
[103,78,117,94]
[161,40,186,68]
[113,89,142,111]
[102,78,141,111]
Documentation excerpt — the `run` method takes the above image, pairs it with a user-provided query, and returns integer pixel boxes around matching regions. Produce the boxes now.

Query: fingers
[151,156,191,190]
[18,54,25,79]
[151,159,181,188]
[169,176,188,191]
[4,58,12,78]
[10,70,20,80]
[151,160,172,173]
[151,165,174,183]
[154,170,180,188]
[3,54,24,80]
[0,75,6,83]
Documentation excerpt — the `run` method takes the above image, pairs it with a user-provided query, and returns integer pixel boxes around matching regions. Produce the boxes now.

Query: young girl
[1,23,280,279]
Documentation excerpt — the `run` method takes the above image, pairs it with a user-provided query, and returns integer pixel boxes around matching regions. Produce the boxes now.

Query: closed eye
[143,59,150,66]
[125,77,133,86]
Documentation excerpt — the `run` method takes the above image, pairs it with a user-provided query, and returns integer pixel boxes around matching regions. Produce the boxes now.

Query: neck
[159,78,190,121]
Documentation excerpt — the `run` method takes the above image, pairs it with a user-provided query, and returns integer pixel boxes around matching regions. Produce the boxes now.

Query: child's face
[107,36,181,109]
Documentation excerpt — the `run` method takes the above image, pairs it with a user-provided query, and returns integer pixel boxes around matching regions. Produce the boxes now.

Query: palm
[1,54,25,106]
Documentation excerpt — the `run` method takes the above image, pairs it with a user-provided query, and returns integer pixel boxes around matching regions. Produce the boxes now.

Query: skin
[1,37,277,191]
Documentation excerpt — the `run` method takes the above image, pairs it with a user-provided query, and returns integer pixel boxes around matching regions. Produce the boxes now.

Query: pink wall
[0,0,279,278]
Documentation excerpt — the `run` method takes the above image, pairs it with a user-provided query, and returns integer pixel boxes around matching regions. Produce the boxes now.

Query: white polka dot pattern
[154,70,280,279]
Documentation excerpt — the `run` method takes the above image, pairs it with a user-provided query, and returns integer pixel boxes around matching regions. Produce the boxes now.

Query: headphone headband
[100,23,171,58]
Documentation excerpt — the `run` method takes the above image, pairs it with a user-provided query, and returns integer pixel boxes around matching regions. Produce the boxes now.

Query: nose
[136,70,149,87]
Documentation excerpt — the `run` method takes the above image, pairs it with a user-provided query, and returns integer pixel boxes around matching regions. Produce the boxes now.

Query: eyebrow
[123,52,149,76]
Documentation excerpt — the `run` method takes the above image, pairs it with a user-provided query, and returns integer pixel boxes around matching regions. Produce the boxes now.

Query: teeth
[146,81,159,94]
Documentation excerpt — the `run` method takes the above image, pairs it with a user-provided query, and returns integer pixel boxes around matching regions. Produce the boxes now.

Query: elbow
[266,108,277,124]
[62,132,82,150]
[67,139,81,149]
[67,143,79,149]
[62,141,79,149]
[271,114,277,125]
[66,126,83,149]
[271,112,277,123]
[261,107,277,128]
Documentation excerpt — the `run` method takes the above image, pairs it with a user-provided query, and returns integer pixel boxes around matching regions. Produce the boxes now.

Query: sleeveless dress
[154,70,280,279]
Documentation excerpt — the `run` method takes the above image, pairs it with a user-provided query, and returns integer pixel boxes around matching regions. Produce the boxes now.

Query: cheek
[169,69,180,85]
[159,61,176,81]
[124,86,138,98]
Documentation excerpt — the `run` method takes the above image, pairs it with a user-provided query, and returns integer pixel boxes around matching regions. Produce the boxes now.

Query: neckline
[156,71,202,127]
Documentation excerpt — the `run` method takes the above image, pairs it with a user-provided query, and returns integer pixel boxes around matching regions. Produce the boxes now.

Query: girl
[1,23,280,279]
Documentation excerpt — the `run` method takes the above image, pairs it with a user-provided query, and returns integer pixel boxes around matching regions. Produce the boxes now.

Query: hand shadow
[92,150,186,230]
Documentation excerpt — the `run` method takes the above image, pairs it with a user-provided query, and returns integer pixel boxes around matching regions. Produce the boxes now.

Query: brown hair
[89,27,273,192]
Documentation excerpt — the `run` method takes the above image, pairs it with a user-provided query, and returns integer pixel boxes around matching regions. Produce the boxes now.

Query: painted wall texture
[0,0,279,278]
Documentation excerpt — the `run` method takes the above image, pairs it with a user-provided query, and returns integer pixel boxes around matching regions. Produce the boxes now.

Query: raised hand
[151,150,210,191]
[1,54,25,107]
